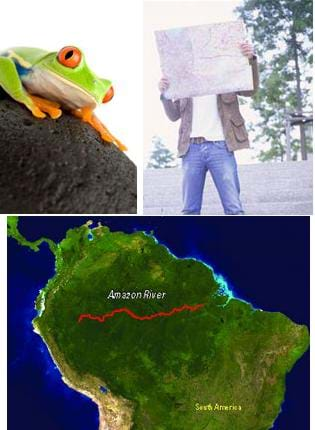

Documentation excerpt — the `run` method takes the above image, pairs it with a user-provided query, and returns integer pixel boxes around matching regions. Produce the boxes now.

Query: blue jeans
[182,141,244,215]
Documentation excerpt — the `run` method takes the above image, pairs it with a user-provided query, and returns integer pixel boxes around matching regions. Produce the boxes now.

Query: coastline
[33,322,133,430]
[9,219,309,429]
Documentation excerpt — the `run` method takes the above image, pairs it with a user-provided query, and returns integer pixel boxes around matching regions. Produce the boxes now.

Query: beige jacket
[161,57,259,157]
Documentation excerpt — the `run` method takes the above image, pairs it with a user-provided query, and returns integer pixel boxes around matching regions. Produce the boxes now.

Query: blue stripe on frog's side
[13,60,31,77]
[0,51,31,77]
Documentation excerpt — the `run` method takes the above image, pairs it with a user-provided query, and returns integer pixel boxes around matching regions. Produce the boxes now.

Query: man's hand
[240,42,255,60]
[158,77,170,94]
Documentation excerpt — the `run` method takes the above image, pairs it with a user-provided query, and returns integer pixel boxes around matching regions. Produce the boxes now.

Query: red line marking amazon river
[78,303,205,324]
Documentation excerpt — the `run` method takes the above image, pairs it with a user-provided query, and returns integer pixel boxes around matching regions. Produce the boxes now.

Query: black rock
[0,96,137,213]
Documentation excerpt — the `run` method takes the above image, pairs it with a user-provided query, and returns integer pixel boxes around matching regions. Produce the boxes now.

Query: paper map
[155,20,254,99]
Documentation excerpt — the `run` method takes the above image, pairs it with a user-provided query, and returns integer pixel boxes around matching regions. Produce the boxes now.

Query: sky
[144,0,262,166]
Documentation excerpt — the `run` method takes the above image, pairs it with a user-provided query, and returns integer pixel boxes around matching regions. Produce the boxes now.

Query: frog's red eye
[57,46,81,68]
[103,86,114,103]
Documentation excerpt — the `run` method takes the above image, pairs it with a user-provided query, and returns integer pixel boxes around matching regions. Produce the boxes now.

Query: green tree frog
[0,46,126,151]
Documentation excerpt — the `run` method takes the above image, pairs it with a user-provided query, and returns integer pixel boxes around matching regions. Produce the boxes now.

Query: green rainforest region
[8,217,310,430]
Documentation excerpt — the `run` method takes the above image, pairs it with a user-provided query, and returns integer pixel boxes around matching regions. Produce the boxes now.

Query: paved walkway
[144,160,313,215]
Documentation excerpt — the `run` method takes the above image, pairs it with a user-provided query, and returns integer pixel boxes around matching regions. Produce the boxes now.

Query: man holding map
[157,22,259,215]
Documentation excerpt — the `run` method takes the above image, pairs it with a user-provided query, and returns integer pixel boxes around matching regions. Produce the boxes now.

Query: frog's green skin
[0,47,127,150]
[0,47,112,110]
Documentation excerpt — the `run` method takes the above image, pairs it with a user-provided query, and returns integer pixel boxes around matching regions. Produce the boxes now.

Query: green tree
[147,136,177,168]
[236,0,313,161]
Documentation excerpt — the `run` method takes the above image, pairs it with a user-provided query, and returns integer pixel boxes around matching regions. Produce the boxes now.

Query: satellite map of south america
[7,216,310,430]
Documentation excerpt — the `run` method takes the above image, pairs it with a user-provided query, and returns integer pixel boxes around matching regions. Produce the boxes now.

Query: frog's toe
[29,95,62,119]
[31,107,46,119]
[47,108,62,119]
[115,140,128,152]
[101,135,127,151]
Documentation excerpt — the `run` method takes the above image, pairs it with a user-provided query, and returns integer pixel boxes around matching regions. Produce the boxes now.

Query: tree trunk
[292,30,307,160]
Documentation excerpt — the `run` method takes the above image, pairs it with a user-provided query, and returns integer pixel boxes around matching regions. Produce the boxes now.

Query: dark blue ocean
[8,216,310,430]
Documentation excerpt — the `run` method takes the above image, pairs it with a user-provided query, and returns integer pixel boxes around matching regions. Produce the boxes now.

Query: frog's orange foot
[30,106,46,119]
[30,95,62,119]
[100,132,127,151]
[90,112,127,151]
[72,108,127,151]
